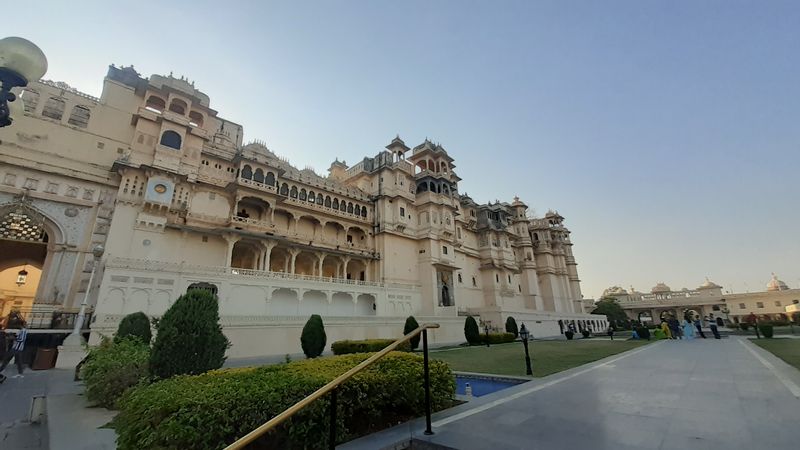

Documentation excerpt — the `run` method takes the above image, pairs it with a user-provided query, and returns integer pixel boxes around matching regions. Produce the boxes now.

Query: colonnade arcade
[226,237,371,281]
[232,197,371,250]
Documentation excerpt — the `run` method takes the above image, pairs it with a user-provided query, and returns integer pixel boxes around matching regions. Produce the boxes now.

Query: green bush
[739,323,750,331]
[82,337,150,409]
[149,289,229,380]
[505,317,519,338]
[331,339,410,355]
[759,324,774,338]
[115,312,152,344]
[581,329,591,338]
[464,316,481,345]
[564,330,574,340]
[114,352,455,450]
[480,332,516,344]
[404,316,420,350]
[301,314,327,358]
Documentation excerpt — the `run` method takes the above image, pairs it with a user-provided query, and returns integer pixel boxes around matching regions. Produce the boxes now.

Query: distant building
[605,274,799,324]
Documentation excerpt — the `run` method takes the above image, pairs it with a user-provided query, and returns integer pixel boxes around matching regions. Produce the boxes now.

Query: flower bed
[114,352,455,450]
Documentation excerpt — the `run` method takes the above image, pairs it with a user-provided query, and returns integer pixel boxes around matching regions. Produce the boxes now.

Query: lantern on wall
[16,266,28,286]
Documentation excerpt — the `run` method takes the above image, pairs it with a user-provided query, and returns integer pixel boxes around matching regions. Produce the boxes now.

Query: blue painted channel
[454,375,527,397]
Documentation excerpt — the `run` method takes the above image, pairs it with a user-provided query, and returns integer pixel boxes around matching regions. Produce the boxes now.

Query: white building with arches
[0,65,607,357]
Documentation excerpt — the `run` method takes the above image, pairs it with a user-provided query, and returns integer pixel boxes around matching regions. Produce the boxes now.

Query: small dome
[767,273,789,292]
[651,282,671,294]
[603,286,628,297]
[697,277,722,290]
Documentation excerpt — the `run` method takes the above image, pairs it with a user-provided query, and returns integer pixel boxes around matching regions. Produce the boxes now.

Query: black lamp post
[484,323,490,347]
[0,37,48,128]
[519,323,533,376]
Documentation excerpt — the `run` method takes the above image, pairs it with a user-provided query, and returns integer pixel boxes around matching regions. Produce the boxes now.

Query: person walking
[0,321,28,383]
[668,316,681,339]
[606,325,615,340]
[694,318,707,338]
[660,320,673,339]
[708,314,721,339]
[682,317,695,340]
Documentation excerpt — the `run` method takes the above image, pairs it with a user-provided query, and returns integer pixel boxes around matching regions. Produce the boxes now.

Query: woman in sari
[682,317,696,340]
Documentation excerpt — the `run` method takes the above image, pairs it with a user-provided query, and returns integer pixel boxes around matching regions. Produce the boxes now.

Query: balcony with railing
[237,176,277,194]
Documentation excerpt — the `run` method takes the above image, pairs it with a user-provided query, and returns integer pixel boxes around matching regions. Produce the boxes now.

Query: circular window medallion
[154,184,167,194]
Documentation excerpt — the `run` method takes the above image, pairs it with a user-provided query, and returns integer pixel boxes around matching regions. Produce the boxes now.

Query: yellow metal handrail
[224,322,441,450]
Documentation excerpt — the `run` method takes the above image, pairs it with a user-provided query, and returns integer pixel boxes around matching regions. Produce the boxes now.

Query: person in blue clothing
[0,321,28,383]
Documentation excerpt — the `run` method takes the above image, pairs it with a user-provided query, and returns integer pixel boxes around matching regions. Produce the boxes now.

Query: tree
[464,316,481,345]
[591,297,628,324]
[115,312,152,345]
[505,316,519,338]
[404,316,420,350]
[149,289,229,379]
[301,314,327,358]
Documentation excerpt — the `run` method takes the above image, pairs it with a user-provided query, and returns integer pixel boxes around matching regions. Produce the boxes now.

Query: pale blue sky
[11,1,800,298]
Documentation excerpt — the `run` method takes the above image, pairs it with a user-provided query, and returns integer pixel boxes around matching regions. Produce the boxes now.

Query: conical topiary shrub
[149,289,229,379]
[301,314,326,358]
[505,316,519,338]
[464,316,481,345]
[404,316,420,350]
[115,311,152,345]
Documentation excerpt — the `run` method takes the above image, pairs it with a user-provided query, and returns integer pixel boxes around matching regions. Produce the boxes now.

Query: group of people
[659,314,721,340]
[0,311,29,383]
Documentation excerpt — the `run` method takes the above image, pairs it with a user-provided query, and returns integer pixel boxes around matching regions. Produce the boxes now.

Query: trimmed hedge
[481,332,516,344]
[464,316,481,345]
[114,352,455,450]
[404,316,420,350]
[150,289,228,379]
[759,324,774,338]
[331,339,411,355]
[505,317,519,338]
[301,314,327,358]
[82,337,150,409]
[115,311,151,344]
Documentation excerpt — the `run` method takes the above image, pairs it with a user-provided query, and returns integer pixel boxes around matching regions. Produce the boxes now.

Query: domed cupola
[767,273,789,292]
[650,282,671,294]
[697,277,722,290]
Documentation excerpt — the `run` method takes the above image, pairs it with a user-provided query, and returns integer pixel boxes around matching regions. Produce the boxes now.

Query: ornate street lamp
[519,323,533,376]
[0,36,48,127]
[16,266,28,286]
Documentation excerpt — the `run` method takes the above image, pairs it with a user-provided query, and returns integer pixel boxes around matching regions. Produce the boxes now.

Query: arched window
[361,208,367,218]
[347,202,354,214]
[332,198,339,209]
[265,172,275,186]
[42,97,66,120]
[340,200,347,212]
[458,273,463,283]
[417,182,428,192]
[188,110,204,127]
[253,168,264,183]
[169,99,187,115]
[290,186,298,198]
[145,95,165,113]
[308,191,316,202]
[472,277,477,287]
[160,130,182,150]
[354,205,361,216]
[280,183,289,196]
[21,89,39,113]
[299,189,307,201]
[67,105,91,128]
[316,194,324,205]
[324,196,332,208]
[241,165,253,180]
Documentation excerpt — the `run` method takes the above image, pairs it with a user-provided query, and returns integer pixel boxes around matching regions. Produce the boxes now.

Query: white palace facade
[0,65,607,357]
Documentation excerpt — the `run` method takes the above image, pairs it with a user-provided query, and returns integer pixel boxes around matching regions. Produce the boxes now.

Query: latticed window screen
[0,211,46,242]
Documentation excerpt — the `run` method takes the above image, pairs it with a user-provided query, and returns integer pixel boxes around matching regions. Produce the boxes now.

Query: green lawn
[431,339,649,378]
[751,339,800,371]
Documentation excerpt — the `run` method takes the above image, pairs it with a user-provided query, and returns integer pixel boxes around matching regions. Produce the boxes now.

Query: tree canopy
[591,297,628,323]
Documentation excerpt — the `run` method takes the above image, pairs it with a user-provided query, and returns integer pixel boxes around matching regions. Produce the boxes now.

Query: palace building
[606,274,800,325]
[0,65,607,357]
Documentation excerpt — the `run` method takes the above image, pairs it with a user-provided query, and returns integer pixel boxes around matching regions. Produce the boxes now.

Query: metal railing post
[329,388,337,450]
[423,329,433,435]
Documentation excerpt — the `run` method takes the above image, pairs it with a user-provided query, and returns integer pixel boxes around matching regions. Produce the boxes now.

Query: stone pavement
[341,337,800,450]
[0,368,49,450]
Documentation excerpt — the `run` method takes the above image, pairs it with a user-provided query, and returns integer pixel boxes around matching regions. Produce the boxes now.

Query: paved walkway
[342,337,800,450]
[0,369,48,449]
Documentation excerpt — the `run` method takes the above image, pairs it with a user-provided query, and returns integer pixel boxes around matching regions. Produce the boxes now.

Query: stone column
[262,241,275,272]
[223,233,240,267]
[341,256,351,280]
[316,252,325,277]
[289,248,299,274]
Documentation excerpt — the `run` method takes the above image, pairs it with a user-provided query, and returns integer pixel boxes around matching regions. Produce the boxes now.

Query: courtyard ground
[432,339,649,377]
[751,338,800,370]
[343,337,800,450]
